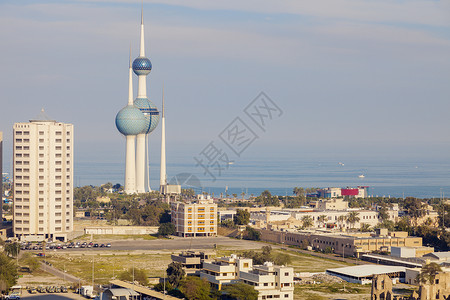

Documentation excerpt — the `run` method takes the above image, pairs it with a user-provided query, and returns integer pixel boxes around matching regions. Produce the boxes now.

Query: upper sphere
[115,105,147,136]
[132,57,152,75]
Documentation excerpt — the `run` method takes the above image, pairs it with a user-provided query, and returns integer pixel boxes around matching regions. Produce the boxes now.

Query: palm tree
[338,215,346,229]
[301,215,313,229]
[417,262,442,284]
[346,211,360,229]
[293,187,305,197]
[318,215,328,228]
[5,242,20,258]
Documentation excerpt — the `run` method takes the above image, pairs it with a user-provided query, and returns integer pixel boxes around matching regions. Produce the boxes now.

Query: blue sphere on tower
[132,57,152,76]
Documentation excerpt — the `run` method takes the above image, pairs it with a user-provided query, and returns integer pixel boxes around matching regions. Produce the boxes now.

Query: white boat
[358,174,365,178]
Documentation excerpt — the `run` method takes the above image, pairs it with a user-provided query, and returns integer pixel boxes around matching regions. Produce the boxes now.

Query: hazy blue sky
[1,0,450,188]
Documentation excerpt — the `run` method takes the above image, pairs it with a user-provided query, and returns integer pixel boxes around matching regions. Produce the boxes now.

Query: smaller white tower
[160,88,167,192]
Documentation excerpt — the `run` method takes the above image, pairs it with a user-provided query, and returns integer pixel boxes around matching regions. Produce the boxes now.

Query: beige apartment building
[171,196,217,237]
[13,116,73,241]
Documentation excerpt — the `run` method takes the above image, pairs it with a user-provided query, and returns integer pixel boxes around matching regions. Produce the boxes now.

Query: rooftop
[327,265,406,278]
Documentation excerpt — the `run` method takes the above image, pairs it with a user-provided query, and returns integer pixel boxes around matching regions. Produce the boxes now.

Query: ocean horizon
[71,154,450,199]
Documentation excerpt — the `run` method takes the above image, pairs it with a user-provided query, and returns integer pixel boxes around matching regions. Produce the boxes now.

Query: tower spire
[128,44,133,105]
[139,1,145,57]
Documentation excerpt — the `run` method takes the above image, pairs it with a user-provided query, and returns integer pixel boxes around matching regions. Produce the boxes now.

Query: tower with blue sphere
[133,8,159,193]
[115,52,146,194]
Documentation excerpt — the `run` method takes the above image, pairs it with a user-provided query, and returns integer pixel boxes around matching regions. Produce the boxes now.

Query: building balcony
[239,271,275,284]
[203,262,236,273]
[200,273,235,285]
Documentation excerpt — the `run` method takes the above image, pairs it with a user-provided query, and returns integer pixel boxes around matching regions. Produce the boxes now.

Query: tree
[4,242,20,258]
[244,227,261,241]
[283,196,305,209]
[222,282,258,300]
[318,215,327,228]
[301,215,313,229]
[395,216,413,234]
[360,223,372,232]
[403,197,427,227]
[272,252,291,266]
[21,253,40,272]
[181,189,195,199]
[293,187,305,197]
[0,253,17,293]
[255,190,280,207]
[154,281,173,293]
[158,222,176,237]
[234,209,250,226]
[377,220,395,232]
[179,276,210,300]
[337,215,346,229]
[118,268,148,286]
[166,262,185,288]
[378,204,390,221]
[346,211,360,229]
[417,262,442,284]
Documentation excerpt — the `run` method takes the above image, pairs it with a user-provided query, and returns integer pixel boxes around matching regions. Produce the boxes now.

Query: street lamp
[342,243,350,261]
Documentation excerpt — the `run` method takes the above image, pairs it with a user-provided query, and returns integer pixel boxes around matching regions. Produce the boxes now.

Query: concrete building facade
[200,255,294,300]
[258,229,423,258]
[13,117,73,241]
[171,196,217,237]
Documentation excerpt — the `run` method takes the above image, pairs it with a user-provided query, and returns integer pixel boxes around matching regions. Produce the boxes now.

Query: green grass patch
[41,252,172,285]
[295,283,371,300]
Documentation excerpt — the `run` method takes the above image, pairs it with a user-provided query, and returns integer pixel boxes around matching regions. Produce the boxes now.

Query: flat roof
[327,265,406,278]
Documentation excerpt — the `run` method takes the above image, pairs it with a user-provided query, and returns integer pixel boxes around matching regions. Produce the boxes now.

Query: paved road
[20,291,84,299]
[40,262,82,284]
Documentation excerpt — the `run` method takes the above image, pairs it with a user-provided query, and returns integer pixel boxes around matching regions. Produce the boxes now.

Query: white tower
[136,12,148,193]
[132,8,159,193]
[115,51,146,195]
[160,88,167,192]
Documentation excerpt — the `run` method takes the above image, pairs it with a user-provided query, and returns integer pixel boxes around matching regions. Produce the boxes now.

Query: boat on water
[358,174,365,178]
[338,162,344,166]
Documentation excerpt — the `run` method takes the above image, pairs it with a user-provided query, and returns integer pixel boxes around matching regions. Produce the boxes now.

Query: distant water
[74,155,450,199]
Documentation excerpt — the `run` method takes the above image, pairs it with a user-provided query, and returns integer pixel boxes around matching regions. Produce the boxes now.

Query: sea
[73,154,450,199]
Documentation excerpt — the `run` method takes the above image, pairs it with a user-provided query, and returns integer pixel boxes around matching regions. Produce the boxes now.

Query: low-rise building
[258,229,423,258]
[315,198,348,211]
[171,251,212,275]
[326,265,405,285]
[199,255,294,300]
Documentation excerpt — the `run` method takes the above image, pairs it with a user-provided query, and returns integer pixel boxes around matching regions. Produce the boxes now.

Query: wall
[84,226,158,235]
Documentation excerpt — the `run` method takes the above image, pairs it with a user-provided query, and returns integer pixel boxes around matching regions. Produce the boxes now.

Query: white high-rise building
[13,113,73,242]
[0,131,3,223]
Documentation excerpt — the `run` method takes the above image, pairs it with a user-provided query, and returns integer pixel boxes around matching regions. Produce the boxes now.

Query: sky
[0,0,450,188]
